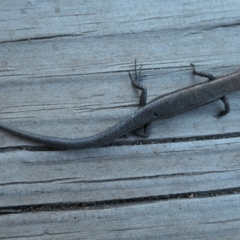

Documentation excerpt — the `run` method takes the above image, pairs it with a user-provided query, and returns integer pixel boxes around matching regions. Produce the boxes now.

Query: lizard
[0,60,239,149]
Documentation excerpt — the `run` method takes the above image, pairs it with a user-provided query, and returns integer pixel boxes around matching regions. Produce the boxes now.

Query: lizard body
[0,61,239,149]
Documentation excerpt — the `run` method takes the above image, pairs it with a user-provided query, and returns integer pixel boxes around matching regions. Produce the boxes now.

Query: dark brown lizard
[0,61,239,149]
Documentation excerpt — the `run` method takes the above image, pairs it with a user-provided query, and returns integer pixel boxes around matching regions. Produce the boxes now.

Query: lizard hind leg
[190,63,230,118]
[129,59,151,137]
[133,123,151,138]
[129,59,147,106]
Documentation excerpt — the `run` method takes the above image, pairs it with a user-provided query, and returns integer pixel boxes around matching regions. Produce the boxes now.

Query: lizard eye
[153,112,158,118]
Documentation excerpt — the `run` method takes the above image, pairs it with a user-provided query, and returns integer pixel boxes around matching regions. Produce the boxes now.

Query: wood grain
[1,137,240,207]
[1,1,240,147]
[1,195,240,239]
[1,0,240,239]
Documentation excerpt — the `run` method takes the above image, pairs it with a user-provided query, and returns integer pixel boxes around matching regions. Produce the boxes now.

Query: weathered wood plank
[1,195,240,239]
[1,137,240,207]
[1,0,240,42]
[1,26,240,79]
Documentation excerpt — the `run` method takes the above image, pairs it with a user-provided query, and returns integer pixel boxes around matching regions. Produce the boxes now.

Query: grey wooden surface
[1,0,240,239]
[1,195,240,239]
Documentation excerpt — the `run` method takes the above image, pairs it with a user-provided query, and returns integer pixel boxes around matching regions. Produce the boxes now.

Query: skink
[0,61,239,149]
